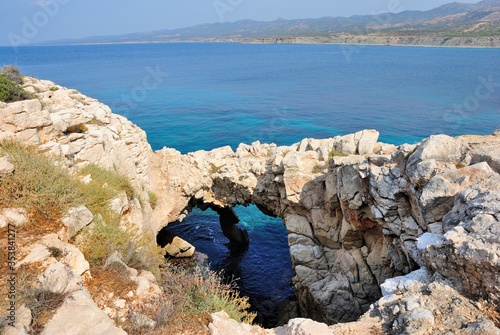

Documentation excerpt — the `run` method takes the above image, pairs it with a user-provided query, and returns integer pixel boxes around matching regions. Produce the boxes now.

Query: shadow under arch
[157,200,298,328]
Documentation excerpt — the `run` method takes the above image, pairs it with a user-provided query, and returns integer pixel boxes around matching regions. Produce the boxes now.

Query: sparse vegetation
[64,123,88,134]
[209,162,224,174]
[16,265,68,335]
[312,163,327,174]
[158,262,256,328]
[148,190,158,209]
[76,163,163,276]
[0,65,23,84]
[328,149,348,159]
[0,140,84,223]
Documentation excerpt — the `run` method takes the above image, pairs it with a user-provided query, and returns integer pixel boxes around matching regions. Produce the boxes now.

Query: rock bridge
[150,129,500,324]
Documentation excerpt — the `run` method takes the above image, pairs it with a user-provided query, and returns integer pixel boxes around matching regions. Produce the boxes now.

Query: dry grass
[64,123,88,134]
[15,264,68,335]
[120,259,255,335]
[86,263,137,303]
[0,140,84,224]
[161,261,256,324]
[148,191,158,209]
[478,298,500,328]
[328,149,348,159]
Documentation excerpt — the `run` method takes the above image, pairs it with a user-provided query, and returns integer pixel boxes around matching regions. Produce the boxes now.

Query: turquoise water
[1,44,498,152]
[1,43,499,326]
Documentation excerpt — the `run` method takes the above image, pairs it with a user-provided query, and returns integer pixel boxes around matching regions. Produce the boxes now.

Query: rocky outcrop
[209,270,500,335]
[152,130,500,326]
[0,77,153,224]
[0,78,159,335]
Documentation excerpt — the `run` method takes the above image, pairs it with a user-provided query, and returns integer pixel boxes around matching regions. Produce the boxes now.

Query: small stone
[114,299,126,309]
[0,156,14,174]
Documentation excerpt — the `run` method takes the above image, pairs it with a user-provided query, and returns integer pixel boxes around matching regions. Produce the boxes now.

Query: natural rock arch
[150,130,500,324]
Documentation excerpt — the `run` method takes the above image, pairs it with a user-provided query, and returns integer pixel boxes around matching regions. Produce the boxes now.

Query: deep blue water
[1,43,498,153]
[1,43,499,326]
[165,205,295,327]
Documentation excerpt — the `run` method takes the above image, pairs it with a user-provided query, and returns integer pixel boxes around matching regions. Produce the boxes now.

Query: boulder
[61,205,94,238]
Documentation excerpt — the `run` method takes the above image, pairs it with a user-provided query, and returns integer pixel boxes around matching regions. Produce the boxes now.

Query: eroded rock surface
[152,131,500,326]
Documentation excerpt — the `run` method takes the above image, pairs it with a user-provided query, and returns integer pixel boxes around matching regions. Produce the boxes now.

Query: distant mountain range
[41,0,500,46]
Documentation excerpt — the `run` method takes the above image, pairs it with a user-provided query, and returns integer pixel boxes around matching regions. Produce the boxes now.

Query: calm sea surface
[1,43,498,326]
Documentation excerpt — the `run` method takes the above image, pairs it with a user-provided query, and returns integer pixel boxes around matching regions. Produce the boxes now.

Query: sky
[0,0,481,46]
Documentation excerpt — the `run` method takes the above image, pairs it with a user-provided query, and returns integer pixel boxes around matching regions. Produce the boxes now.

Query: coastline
[12,34,500,49]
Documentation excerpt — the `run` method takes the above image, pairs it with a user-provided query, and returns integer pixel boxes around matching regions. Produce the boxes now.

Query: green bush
[0,75,33,103]
[0,65,23,84]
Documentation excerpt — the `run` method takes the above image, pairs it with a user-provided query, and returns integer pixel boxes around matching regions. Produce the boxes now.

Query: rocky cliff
[152,129,500,332]
[1,77,499,334]
[0,78,162,335]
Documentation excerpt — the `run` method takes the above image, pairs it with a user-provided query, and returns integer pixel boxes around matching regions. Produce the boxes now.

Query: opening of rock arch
[158,204,297,328]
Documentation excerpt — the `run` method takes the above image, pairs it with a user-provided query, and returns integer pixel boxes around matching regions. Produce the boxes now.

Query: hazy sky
[1,0,481,46]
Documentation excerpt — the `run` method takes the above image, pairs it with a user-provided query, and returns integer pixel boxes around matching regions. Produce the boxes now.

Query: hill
[41,0,500,47]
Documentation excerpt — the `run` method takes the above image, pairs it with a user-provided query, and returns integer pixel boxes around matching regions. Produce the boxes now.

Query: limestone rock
[38,262,83,294]
[61,205,94,238]
[209,311,266,335]
[0,305,32,335]
[41,234,90,276]
[16,244,52,267]
[41,290,127,335]
[0,208,28,228]
[150,130,500,327]
[0,156,14,174]
[357,129,380,155]
[421,184,500,307]
[157,230,195,258]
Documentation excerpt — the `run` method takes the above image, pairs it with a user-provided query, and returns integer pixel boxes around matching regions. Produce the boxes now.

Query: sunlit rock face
[152,129,500,324]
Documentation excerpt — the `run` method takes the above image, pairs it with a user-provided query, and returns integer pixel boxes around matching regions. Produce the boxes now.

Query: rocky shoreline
[1,78,499,334]
[231,34,500,48]
[172,35,500,48]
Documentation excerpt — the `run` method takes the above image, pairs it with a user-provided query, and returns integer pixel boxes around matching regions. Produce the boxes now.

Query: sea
[1,43,499,327]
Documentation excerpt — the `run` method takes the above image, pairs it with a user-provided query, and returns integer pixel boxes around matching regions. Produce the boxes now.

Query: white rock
[380,269,432,296]
[61,205,94,238]
[416,233,445,251]
[16,245,51,267]
[41,290,126,335]
[0,156,14,174]
[0,208,28,228]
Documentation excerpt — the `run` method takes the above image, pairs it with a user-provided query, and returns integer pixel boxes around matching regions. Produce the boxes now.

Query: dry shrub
[0,140,84,225]
[86,263,136,300]
[64,123,88,134]
[15,264,68,335]
[478,298,500,328]
[0,65,23,85]
[161,262,256,324]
